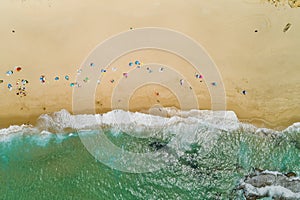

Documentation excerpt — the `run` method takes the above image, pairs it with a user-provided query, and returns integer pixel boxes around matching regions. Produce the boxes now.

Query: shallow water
[1,110,299,199]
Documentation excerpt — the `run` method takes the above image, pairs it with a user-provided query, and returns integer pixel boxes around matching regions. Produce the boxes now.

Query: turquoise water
[1,126,299,200]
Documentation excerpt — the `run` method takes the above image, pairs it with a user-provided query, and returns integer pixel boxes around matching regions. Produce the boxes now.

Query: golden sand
[0,0,299,130]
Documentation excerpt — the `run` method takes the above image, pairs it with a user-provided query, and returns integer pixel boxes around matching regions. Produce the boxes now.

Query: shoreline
[0,108,299,131]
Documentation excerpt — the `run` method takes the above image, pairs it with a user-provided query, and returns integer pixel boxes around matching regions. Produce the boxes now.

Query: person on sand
[180,79,184,86]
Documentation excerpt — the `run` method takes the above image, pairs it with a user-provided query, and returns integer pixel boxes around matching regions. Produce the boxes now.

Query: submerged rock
[245,174,276,187]
[149,141,167,150]
[294,140,300,150]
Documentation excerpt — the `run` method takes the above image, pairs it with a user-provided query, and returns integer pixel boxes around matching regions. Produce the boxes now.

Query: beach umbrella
[77,69,82,74]
[6,70,13,76]
[21,79,28,84]
[7,83,12,91]
[83,77,89,83]
[40,75,46,83]
[15,66,22,72]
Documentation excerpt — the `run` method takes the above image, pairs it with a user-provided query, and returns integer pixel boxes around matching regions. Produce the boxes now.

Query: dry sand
[0,0,299,130]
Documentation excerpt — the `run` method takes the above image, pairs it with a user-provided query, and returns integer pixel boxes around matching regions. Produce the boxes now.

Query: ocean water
[0,110,299,199]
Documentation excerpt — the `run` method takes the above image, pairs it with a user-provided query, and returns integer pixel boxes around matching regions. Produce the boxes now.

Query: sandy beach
[0,0,299,129]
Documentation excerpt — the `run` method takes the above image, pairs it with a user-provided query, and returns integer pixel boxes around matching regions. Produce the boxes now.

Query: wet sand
[0,0,299,129]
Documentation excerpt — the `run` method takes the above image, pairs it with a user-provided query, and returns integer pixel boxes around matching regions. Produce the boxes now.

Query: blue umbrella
[6,70,13,76]
[8,83,12,90]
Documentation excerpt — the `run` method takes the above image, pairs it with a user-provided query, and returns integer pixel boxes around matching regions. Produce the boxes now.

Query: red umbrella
[15,66,22,72]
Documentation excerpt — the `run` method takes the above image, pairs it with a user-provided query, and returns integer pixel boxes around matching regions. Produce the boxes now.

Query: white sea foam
[0,124,35,135]
[284,122,300,133]
[261,170,285,176]
[242,183,300,199]
[259,170,300,181]
[0,109,298,145]
[35,108,243,132]
[0,125,38,143]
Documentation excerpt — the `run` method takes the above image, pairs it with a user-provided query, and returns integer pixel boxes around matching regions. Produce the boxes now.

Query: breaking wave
[0,109,299,142]
[1,109,299,161]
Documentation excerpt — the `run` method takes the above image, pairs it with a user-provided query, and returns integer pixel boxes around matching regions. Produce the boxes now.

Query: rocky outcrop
[238,170,300,199]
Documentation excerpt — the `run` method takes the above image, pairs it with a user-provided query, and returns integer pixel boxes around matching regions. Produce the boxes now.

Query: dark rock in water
[254,167,264,173]
[187,160,198,169]
[286,172,297,178]
[247,194,265,200]
[149,141,167,150]
[178,157,199,169]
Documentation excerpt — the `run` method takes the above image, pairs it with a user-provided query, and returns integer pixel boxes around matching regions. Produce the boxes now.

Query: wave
[0,109,299,155]
[0,110,298,148]
[1,109,299,137]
